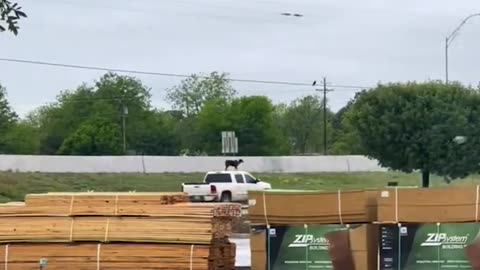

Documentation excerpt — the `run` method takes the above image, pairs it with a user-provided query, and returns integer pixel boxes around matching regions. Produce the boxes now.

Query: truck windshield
[205,173,232,183]
[245,174,257,183]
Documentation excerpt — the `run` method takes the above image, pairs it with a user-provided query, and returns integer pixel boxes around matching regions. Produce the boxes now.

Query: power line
[0,57,371,89]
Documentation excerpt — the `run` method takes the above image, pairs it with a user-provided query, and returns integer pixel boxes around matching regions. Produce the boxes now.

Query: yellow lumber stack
[377,185,480,223]
[248,189,378,224]
[248,189,379,270]
[0,192,240,270]
[0,192,188,216]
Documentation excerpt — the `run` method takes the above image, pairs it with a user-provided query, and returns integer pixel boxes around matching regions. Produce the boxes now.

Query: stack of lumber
[0,192,189,216]
[0,241,235,270]
[377,185,480,223]
[0,192,240,270]
[248,189,378,225]
[346,224,378,270]
[248,189,381,270]
[249,229,267,270]
[0,216,233,243]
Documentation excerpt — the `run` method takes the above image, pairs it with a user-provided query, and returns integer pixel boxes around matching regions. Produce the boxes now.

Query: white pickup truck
[181,171,271,202]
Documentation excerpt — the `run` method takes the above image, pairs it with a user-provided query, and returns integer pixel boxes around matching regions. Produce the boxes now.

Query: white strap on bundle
[475,185,479,222]
[69,218,75,241]
[104,218,110,242]
[394,187,399,223]
[69,195,75,216]
[189,244,195,270]
[337,190,343,224]
[96,244,101,270]
[114,194,119,216]
[262,191,270,226]
[4,245,8,270]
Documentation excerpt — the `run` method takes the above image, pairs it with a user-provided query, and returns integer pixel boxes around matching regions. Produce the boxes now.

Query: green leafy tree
[0,0,27,35]
[229,96,286,156]
[0,84,18,153]
[36,85,96,154]
[135,110,179,155]
[196,98,232,154]
[283,95,333,154]
[330,96,365,155]
[0,84,16,127]
[92,73,152,154]
[36,73,161,155]
[166,72,237,116]
[271,103,292,154]
[194,96,289,156]
[174,116,204,156]
[347,81,480,187]
[2,121,40,154]
[58,117,122,155]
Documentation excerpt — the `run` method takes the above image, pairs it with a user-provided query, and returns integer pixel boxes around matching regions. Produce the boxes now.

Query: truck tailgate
[182,184,211,195]
[182,184,217,202]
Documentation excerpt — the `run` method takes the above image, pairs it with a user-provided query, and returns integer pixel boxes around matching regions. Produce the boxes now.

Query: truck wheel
[220,192,232,202]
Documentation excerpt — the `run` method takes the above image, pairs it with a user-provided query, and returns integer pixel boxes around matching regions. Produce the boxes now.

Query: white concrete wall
[0,155,386,173]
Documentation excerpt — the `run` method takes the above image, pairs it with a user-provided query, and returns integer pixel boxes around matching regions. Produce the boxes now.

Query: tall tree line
[0,72,353,156]
[2,73,480,186]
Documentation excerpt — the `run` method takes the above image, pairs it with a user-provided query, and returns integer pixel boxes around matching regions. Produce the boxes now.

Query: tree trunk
[422,170,430,188]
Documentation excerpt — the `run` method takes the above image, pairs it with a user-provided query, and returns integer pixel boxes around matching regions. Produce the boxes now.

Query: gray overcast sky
[0,0,479,117]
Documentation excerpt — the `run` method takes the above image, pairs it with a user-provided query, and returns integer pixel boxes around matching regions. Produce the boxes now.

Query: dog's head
[238,159,244,163]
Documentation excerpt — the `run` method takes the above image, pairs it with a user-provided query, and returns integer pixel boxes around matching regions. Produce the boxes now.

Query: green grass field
[1,171,480,203]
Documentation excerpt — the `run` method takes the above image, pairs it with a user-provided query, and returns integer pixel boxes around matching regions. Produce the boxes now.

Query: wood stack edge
[248,185,480,270]
[0,192,241,270]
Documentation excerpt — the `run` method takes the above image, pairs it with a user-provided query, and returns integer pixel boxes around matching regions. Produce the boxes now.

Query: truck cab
[181,171,271,202]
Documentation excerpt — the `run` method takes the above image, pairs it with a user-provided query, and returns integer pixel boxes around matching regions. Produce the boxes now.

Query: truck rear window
[205,173,232,183]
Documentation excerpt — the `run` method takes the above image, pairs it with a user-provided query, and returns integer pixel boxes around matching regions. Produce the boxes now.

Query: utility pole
[122,104,128,154]
[315,78,334,155]
[445,37,449,84]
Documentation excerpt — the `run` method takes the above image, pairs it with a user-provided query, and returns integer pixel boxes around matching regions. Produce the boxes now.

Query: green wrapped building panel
[379,223,480,270]
[266,224,352,270]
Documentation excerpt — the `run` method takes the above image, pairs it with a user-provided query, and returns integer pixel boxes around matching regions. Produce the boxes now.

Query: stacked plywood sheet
[248,189,380,270]
[0,192,240,270]
[344,224,378,270]
[248,189,378,225]
[377,186,480,223]
[249,224,377,270]
[249,229,267,270]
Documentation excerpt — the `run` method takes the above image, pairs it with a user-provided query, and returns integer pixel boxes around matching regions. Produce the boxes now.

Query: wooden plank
[0,192,238,270]
[0,242,235,270]
[0,193,242,218]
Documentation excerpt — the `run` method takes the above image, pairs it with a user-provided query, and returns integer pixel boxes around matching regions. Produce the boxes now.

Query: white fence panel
[0,155,385,173]
[0,155,144,173]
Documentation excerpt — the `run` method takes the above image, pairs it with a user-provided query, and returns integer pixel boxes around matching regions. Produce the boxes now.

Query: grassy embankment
[0,171,479,202]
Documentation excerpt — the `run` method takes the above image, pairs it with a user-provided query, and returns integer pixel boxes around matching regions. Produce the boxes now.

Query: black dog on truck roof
[225,159,243,170]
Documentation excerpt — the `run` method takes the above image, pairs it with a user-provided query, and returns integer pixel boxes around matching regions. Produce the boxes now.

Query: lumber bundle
[345,224,378,270]
[0,241,236,270]
[0,193,241,218]
[377,185,480,223]
[0,192,189,216]
[0,192,240,270]
[250,230,267,270]
[0,216,233,244]
[248,189,378,225]
[249,225,377,270]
